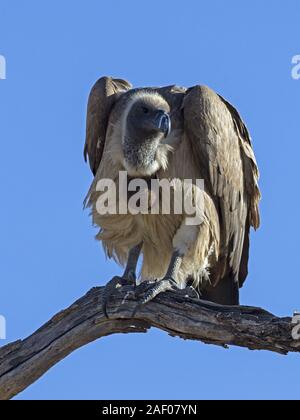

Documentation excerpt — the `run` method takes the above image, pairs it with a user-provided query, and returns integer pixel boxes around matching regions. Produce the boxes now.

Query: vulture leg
[102,242,142,318]
[164,250,183,281]
[122,242,143,283]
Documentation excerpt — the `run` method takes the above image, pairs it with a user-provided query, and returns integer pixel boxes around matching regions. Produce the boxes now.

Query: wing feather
[183,85,260,286]
[84,76,132,175]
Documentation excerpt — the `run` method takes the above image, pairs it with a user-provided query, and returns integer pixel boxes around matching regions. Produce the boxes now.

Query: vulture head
[121,91,171,177]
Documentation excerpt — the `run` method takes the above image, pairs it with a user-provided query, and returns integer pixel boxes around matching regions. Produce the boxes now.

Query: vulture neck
[122,130,162,177]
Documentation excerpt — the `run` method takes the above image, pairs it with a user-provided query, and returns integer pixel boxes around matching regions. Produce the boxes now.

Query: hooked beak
[154,110,171,138]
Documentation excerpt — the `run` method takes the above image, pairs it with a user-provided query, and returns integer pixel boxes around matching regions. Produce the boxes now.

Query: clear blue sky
[0,0,299,400]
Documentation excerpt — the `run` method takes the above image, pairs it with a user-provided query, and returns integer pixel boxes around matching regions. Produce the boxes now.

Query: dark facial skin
[126,100,171,142]
[123,97,171,175]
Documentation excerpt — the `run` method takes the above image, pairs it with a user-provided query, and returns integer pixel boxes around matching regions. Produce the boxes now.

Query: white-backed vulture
[84,77,260,315]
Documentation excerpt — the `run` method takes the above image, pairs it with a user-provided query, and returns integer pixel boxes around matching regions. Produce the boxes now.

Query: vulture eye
[142,106,149,114]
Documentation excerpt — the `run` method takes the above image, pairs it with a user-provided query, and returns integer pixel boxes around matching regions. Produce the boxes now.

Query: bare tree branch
[0,278,299,400]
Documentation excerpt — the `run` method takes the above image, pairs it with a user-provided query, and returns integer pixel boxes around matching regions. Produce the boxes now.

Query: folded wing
[84,77,132,175]
[183,85,260,287]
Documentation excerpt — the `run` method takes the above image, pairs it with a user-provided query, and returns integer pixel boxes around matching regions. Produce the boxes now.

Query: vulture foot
[132,278,199,316]
[136,278,177,305]
[102,275,135,318]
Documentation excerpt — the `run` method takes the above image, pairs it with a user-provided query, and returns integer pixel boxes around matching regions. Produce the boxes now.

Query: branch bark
[0,278,299,400]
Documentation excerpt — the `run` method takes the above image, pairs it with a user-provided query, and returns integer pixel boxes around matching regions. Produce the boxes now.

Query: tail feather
[198,275,240,306]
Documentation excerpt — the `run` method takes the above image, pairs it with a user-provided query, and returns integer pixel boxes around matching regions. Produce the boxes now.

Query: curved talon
[183,286,200,299]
